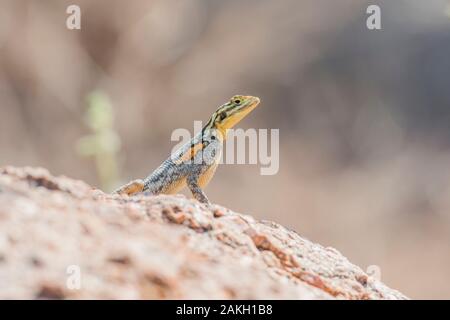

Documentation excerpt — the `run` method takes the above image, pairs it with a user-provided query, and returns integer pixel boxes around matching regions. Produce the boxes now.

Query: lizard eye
[234,99,241,105]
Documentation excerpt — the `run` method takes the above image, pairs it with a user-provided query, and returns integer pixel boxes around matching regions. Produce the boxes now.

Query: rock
[0,166,407,299]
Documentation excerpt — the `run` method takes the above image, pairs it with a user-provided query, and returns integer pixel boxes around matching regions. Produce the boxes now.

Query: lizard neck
[202,117,228,142]
[213,125,227,142]
[202,125,227,142]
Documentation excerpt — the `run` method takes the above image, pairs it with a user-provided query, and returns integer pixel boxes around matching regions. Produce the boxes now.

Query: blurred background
[1,0,450,299]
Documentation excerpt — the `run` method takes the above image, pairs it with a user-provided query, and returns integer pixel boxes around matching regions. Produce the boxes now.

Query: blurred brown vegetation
[1,0,450,298]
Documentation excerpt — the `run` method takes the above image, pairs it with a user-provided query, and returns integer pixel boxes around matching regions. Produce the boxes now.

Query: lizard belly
[161,177,187,194]
[198,161,219,188]
[197,139,222,188]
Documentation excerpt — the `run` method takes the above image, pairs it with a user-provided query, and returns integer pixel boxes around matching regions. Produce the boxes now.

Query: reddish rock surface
[0,166,407,299]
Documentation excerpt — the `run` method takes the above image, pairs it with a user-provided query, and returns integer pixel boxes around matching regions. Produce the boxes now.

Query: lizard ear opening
[219,111,227,120]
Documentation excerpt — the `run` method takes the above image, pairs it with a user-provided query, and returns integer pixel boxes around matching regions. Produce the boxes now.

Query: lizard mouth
[224,95,260,127]
[212,95,261,133]
[241,96,260,111]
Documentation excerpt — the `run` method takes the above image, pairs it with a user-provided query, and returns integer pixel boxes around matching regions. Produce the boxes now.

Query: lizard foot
[113,179,145,196]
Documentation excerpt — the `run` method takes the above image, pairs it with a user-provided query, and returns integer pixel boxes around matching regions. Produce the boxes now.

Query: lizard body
[113,95,260,203]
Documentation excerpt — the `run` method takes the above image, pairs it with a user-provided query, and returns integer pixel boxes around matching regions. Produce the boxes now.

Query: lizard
[113,95,261,204]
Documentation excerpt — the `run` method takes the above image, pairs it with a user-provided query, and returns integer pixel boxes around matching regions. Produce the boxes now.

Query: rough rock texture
[0,166,407,299]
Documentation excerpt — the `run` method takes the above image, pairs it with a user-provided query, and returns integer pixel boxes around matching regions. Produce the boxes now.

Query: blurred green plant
[76,91,121,192]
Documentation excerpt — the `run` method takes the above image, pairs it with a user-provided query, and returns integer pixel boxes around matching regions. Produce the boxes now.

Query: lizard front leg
[113,179,145,196]
[187,174,210,204]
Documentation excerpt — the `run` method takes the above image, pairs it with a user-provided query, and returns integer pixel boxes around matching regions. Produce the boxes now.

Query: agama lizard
[113,95,261,204]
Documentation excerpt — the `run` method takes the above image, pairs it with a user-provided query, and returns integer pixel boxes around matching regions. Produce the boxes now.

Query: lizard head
[206,95,261,138]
